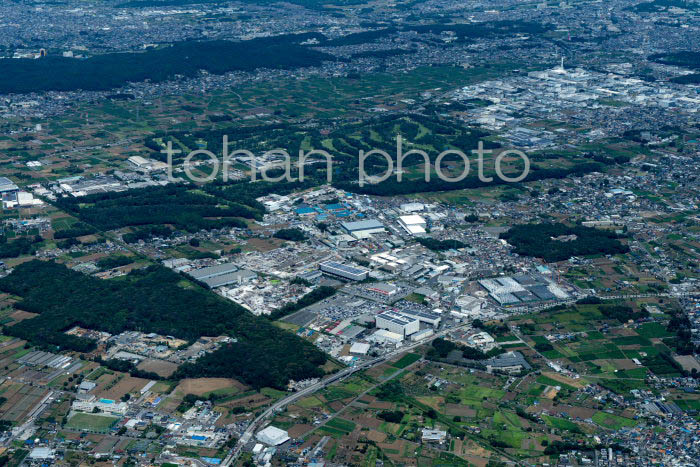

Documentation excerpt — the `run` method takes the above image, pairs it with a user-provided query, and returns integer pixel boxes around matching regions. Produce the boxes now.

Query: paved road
[222,289,700,465]
[221,325,465,466]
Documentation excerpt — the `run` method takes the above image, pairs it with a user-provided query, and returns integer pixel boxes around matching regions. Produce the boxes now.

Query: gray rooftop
[341,219,384,232]
[321,261,368,276]
[0,177,19,192]
[378,310,418,326]
[202,269,256,288]
[486,351,531,370]
[189,262,239,280]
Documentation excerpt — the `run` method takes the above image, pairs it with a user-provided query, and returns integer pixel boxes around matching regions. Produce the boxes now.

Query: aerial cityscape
[0,0,698,465]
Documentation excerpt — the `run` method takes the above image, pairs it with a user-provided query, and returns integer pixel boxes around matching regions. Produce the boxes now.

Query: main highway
[220,324,464,466]
[220,290,700,465]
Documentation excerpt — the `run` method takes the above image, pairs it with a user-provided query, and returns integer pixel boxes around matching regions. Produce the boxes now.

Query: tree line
[499,222,629,262]
[0,35,334,94]
[0,261,327,389]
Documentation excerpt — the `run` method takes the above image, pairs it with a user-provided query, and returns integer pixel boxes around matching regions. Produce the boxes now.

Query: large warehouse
[0,177,19,203]
[398,215,427,235]
[341,219,385,239]
[375,310,420,338]
[202,269,256,288]
[188,263,257,288]
[320,261,369,281]
[188,262,238,281]
[256,426,290,446]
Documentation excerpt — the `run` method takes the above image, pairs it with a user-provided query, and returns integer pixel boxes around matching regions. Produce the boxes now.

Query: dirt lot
[6,310,39,325]
[675,355,700,372]
[246,237,285,252]
[288,424,313,438]
[98,375,150,400]
[136,358,178,378]
[222,393,271,411]
[444,404,476,417]
[174,378,247,397]
[540,371,586,389]
[611,359,640,370]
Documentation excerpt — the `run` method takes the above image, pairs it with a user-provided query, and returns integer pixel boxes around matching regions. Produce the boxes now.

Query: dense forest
[52,222,97,239]
[500,223,629,262]
[427,337,487,360]
[338,162,605,196]
[322,21,551,46]
[0,261,327,389]
[117,0,367,8]
[0,35,333,94]
[0,18,554,94]
[55,184,258,233]
[0,235,43,259]
[416,238,469,251]
[273,228,308,242]
[95,255,134,270]
[631,0,699,12]
[651,51,700,69]
[649,51,700,84]
[671,74,700,84]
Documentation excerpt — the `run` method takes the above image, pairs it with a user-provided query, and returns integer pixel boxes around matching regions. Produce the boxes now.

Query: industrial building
[400,202,425,213]
[202,269,256,288]
[366,282,399,296]
[127,155,167,171]
[485,351,531,374]
[0,177,19,204]
[256,426,290,446]
[188,263,239,281]
[28,448,55,461]
[375,310,420,337]
[78,381,97,394]
[453,295,486,317]
[319,261,369,281]
[479,274,568,306]
[370,252,408,271]
[397,308,441,327]
[398,215,427,235]
[349,342,370,355]
[341,219,385,239]
[411,328,434,341]
[368,329,404,345]
[188,263,256,288]
[467,331,495,348]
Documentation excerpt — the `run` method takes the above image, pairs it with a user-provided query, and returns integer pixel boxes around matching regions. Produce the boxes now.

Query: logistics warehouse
[374,308,441,338]
[319,261,369,281]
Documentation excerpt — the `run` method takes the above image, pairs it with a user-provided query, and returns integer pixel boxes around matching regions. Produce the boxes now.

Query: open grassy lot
[591,412,636,430]
[66,413,119,432]
[325,417,356,434]
[543,415,583,433]
[391,353,422,369]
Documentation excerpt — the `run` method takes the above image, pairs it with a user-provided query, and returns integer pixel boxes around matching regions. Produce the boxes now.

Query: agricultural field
[0,65,524,184]
[260,342,649,466]
[511,299,688,393]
